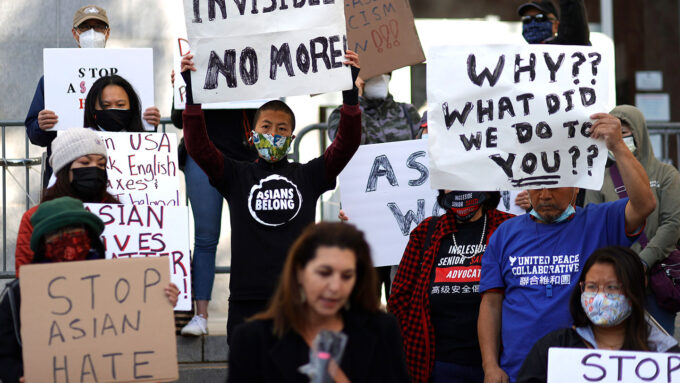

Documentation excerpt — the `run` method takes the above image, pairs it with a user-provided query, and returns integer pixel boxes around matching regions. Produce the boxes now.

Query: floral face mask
[581,291,632,327]
[252,132,292,163]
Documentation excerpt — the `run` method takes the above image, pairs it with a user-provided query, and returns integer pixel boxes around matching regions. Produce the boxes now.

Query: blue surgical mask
[530,204,575,223]
[421,133,428,140]
[522,20,554,44]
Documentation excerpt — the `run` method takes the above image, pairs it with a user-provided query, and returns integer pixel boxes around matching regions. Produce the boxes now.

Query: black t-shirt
[214,155,334,300]
[429,216,486,365]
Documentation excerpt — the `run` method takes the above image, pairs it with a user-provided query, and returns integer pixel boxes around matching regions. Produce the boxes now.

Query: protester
[585,105,680,334]
[478,112,656,383]
[516,246,679,383]
[328,72,420,299]
[228,222,410,382]
[518,0,589,45]
[14,128,118,276]
[389,191,513,382]
[83,75,146,132]
[0,196,180,383]
[169,70,258,336]
[24,4,161,184]
[180,51,362,343]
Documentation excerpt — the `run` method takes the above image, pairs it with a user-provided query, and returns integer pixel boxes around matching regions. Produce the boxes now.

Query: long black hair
[569,246,649,350]
[83,75,144,132]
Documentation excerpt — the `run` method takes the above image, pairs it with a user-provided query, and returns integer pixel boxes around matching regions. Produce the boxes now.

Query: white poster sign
[427,44,612,191]
[498,191,527,215]
[100,132,182,206]
[43,48,155,131]
[339,139,441,266]
[182,0,352,103]
[86,203,192,311]
[547,347,680,383]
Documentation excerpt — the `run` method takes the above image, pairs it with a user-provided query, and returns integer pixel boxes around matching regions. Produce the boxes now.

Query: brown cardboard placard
[344,0,425,80]
[20,257,179,383]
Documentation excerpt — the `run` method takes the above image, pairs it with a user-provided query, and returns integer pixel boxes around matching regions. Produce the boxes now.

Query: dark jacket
[517,326,680,383]
[228,310,411,383]
[25,76,57,183]
[0,280,22,383]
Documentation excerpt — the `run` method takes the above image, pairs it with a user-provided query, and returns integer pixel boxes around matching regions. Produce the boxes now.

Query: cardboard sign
[20,257,178,383]
[100,132,182,206]
[43,48,155,131]
[86,203,192,311]
[547,347,680,382]
[173,37,269,110]
[344,0,425,79]
[339,139,442,266]
[427,44,612,191]
[182,0,352,103]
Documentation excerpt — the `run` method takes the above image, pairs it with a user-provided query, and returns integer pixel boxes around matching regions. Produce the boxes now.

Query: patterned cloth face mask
[252,132,292,163]
[580,291,632,327]
[45,228,92,263]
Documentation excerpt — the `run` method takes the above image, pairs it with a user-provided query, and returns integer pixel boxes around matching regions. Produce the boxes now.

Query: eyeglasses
[75,23,108,33]
[521,14,557,24]
[580,282,623,296]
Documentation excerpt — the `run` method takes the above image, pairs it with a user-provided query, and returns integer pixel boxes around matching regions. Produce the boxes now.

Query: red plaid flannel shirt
[388,208,514,382]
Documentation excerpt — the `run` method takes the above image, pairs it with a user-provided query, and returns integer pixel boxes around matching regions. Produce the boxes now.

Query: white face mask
[78,29,107,48]
[363,74,390,99]
[623,136,636,153]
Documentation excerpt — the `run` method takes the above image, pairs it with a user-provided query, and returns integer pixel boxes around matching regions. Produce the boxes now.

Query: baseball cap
[517,1,559,19]
[73,5,109,27]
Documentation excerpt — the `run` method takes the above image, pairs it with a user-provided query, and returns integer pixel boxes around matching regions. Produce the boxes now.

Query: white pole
[600,0,614,39]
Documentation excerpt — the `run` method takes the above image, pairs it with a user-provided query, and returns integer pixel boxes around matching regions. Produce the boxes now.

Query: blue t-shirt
[480,199,635,382]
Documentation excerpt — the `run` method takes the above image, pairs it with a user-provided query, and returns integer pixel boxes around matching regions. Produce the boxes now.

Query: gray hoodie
[585,105,680,267]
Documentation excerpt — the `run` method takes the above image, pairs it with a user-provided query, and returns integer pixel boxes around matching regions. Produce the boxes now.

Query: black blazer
[228,309,411,382]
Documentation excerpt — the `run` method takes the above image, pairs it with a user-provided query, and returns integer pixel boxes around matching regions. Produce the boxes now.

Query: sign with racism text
[100,132,182,206]
[339,139,441,266]
[182,0,352,103]
[344,0,424,80]
[20,257,178,383]
[427,44,612,191]
[85,204,192,311]
[547,347,680,383]
[44,48,155,131]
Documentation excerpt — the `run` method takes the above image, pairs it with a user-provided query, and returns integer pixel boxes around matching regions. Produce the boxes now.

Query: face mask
[363,75,390,100]
[522,20,554,44]
[581,292,632,327]
[71,167,108,201]
[95,109,132,132]
[421,133,428,140]
[45,229,92,263]
[252,132,292,163]
[441,191,487,221]
[530,203,575,224]
[78,29,107,48]
[623,136,636,153]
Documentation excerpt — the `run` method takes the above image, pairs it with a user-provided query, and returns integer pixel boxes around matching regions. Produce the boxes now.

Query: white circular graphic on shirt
[247,174,303,227]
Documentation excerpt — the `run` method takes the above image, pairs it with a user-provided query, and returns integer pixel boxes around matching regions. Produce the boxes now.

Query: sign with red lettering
[20,257,178,382]
[99,132,181,206]
[344,0,425,80]
[43,48,154,131]
[85,204,192,311]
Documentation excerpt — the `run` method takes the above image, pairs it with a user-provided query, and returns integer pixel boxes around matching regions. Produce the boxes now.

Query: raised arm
[590,113,656,234]
[180,54,225,182]
[323,51,362,180]
[479,291,508,383]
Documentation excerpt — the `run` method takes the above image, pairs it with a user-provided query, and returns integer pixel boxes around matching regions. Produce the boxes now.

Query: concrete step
[176,335,229,363]
[172,362,228,382]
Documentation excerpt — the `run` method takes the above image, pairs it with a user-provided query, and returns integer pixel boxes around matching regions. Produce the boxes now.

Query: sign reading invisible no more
[427,44,613,191]
[183,0,353,103]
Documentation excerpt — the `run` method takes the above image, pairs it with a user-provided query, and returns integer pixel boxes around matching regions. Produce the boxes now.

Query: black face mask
[71,167,108,201]
[94,109,132,132]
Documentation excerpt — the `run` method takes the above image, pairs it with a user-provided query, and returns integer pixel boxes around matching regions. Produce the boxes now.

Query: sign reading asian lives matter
[85,203,192,311]
[427,44,612,191]
[20,257,178,383]
[339,139,441,266]
[44,48,155,131]
[547,347,680,383]
[182,0,352,103]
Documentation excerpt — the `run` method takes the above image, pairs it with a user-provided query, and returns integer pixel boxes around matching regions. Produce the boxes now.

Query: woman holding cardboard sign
[516,246,680,383]
[228,222,410,382]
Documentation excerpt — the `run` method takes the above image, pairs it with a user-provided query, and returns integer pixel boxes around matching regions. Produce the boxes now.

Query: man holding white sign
[24,4,161,183]
[180,50,362,343]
